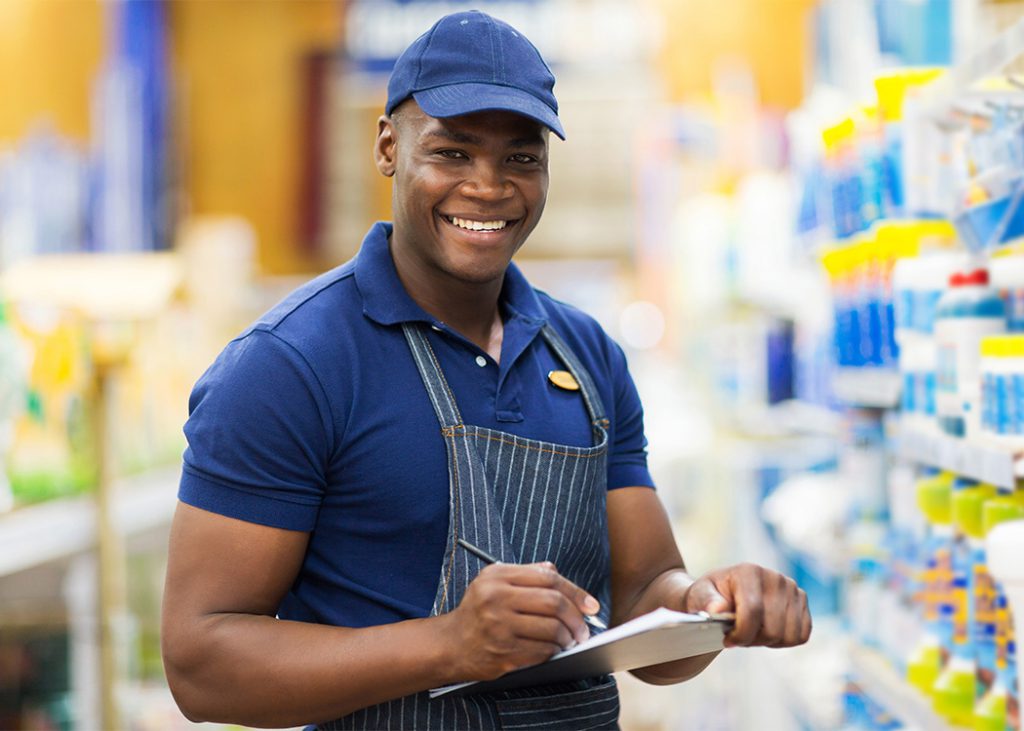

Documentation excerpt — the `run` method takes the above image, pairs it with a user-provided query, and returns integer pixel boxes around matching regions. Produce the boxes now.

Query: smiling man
[161,10,810,730]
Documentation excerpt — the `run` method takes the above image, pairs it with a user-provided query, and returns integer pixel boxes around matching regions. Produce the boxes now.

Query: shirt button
[475,356,487,367]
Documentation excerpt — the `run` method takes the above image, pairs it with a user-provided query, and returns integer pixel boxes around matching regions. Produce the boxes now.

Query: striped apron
[320,322,620,729]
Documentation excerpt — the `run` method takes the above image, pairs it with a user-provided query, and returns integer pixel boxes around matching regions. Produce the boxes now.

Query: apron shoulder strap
[540,324,608,427]
[404,321,609,430]
[402,323,464,429]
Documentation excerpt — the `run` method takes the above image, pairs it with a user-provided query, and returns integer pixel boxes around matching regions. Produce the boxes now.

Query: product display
[807,11,1024,727]
[3,1,1024,730]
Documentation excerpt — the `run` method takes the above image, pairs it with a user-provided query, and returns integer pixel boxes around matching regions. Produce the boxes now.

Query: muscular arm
[162,502,596,727]
[607,487,717,684]
[161,503,457,726]
[607,487,811,686]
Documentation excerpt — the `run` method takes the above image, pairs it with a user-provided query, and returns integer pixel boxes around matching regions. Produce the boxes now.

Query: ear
[374,115,397,178]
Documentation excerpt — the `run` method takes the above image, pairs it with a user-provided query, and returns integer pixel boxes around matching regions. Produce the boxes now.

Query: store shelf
[832,368,901,409]
[0,465,180,578]
[849,645,951,731]
[921,16,1024,116]
[899,427,1021,489]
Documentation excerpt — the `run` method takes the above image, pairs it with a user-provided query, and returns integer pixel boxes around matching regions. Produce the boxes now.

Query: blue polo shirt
[179,221,654,628]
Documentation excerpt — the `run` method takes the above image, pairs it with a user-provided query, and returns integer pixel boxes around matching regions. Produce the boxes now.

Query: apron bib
[320,323,619,730]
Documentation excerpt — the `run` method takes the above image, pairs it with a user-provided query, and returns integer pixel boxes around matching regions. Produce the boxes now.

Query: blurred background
[3,0,1024,729]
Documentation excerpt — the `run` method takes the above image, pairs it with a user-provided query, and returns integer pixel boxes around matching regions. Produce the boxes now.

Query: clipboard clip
[697,611,736,625]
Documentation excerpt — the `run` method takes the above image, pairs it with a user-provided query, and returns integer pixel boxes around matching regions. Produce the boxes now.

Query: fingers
[723,565,765,647]
[689,564,811,649]
[450,560,605,680]
[486,562,595,644]
[466,563,594,644]
[500,562,601,615]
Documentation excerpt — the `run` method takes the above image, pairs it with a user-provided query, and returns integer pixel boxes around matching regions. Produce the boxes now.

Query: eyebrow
[424,128,545,149]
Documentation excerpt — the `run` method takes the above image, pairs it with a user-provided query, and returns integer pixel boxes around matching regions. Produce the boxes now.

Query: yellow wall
[657,0,815,109]
[0,0,342,274]
[169,0,342,274]
[0,0,104,142]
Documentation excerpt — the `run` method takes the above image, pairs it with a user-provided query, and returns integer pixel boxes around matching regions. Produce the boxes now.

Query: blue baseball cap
[386,10,565,140]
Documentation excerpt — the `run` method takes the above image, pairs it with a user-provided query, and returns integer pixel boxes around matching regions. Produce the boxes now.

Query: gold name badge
[548,370,580,391]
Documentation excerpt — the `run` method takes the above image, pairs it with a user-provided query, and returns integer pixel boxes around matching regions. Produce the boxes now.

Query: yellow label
[974,566,997,627]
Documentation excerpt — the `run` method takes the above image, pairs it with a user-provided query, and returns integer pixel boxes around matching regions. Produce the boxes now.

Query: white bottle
[934,268,1006,437]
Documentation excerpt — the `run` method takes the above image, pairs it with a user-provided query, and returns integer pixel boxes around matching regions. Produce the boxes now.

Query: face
[375,101,550,288]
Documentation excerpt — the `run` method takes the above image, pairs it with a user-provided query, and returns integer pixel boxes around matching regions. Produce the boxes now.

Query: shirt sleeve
[178,328,334,531]
[605,341,656,491]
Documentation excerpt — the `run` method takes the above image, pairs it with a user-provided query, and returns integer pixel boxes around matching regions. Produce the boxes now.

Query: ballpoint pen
[456,537,608,631]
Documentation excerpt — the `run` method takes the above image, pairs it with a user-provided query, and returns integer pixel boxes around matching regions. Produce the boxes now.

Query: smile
[442,215,512,232]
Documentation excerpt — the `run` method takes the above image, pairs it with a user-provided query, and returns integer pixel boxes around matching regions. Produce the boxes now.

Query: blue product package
[982,372,993,432]
[896,288,914,330]
[1005,289,1024,332]
[916,288,943,334]
[865,292,885,366]
[882,131,904,216]
[903,372,917,413]
[1013,374,1024,433]
[885,296,899,362]
[924,370,937,416]
[996,373,1011,434]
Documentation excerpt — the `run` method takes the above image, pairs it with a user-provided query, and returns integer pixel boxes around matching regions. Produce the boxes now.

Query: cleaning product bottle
[823,247,859,368]
[977,491,1024,731]
[874,69,944,218]
[0,301,27,512]
[909,470,955,694]
[935,268,1007,437]
[934,478,988,725]
[861,236,886,366]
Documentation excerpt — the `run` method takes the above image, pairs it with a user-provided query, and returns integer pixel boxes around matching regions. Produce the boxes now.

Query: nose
[461,160,513,201]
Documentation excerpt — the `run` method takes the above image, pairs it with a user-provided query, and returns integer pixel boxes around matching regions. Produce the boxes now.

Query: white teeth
[450,216,507,231]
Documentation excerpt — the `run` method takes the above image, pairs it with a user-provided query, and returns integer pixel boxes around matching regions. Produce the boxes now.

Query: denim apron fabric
[320,323,619,730]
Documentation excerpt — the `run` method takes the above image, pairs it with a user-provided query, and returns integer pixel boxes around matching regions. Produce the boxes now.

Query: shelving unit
[821,14,1024,731]
[849,645,951,731]
[920,16,1024,117]
[0,465,180,579]
[832,368,902,409]
[898,426,1021,489]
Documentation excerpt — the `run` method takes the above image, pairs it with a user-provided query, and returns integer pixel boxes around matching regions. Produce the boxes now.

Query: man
[161,10,810,730]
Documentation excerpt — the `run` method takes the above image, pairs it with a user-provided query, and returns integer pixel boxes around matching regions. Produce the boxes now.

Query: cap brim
[413,83,565,140]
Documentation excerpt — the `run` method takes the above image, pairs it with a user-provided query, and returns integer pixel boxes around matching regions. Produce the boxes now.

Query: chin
[446,265,508,285]
[442,254,515,285]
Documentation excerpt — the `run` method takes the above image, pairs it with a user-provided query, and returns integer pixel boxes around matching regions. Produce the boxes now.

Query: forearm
[164,611,460,727]
[618,568,720,684]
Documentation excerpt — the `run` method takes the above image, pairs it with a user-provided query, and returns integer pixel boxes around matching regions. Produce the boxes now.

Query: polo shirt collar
[355,221,548,327]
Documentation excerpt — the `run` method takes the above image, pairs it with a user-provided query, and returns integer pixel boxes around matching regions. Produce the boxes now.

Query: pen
[456,537,608,631]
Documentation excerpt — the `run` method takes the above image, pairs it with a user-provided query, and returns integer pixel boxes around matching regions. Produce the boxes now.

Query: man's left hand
[680,563,811,648]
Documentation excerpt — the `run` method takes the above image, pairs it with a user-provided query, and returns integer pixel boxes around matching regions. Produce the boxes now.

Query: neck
[390,242,505,360]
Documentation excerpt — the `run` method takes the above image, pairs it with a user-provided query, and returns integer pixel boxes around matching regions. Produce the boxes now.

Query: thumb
[683,577,732,614]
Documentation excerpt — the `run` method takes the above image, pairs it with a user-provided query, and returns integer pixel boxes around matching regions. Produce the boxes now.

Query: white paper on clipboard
[429,607,732,698]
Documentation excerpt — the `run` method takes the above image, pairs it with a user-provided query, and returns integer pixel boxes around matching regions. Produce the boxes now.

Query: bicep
[607,487,684,622]
[163,501,310,623]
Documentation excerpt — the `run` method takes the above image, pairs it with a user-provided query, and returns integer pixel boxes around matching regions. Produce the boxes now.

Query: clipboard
[429,607,734,698]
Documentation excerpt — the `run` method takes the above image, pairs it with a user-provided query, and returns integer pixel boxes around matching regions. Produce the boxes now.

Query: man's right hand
[441,562,599,681]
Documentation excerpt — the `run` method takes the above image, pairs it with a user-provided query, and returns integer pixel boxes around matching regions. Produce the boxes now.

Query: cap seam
[488,16,500,84]
[415,23,444,90]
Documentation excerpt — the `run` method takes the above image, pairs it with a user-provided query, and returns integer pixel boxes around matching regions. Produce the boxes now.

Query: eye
[509,153,539,165]
[436,149,467,160]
